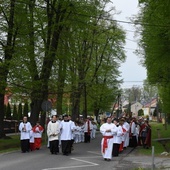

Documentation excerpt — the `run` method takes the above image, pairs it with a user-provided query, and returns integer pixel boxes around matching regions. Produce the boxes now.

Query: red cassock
[119,127,126,152]
[32,125,44,149]
[30,143,36,151]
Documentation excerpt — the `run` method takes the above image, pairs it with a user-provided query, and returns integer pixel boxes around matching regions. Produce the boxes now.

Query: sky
[109,0,147,89]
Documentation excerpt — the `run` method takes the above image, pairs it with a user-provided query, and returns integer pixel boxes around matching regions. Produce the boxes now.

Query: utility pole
[117,94,121,118]
[156,94,159,123]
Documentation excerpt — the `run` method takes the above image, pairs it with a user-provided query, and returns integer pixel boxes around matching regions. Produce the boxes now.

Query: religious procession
[18,114,151,162]
[18,115,98,156]
[100,116,151,161]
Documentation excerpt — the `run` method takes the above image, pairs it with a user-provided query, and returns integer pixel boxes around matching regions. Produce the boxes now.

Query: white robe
[92,124,97,139]
[47,121,60,141]
[19,122,32,140]
[60,120,74,140]
[113,126,123,144]
[131,121,136,136]
[123,122,130,147]
[29,130,35,143]
[84,120,93,132]
[100,123,117,159]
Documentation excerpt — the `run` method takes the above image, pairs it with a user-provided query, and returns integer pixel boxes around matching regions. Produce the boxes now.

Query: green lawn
[0,135,20,153]
[138,121,170,156]
[0,133,47,153]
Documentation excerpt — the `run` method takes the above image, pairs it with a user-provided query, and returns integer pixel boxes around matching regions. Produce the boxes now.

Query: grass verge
[0,135,20,153]
[138,121,170,156]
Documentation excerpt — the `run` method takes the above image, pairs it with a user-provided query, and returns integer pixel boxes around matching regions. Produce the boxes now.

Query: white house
[122,101,143,117]
[131,102,143,116]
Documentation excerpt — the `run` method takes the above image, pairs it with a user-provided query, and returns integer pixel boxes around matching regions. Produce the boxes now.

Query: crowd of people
[100,116,151,161]
[47,115,99,155]
[19,117,44,153]
[18,115,98,155]
[18,114,151,160]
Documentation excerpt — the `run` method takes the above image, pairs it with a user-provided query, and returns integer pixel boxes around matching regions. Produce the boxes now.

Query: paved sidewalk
[115,146,170,170]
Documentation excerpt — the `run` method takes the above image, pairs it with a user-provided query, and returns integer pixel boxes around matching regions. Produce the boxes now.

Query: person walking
[68,115,76,151]
[47,115,60,155]
[19,116,32,153]
[141,120,151,149]
[29,128,35,151]
[32,121,44,150]
[118,118,126,153]
[84,117,93,143]
[122,117,130,148]
[60,115,75,156]
[129,117,138,148]
[91,122,97,139]
[100,117,117,161]
[112,118,123,157]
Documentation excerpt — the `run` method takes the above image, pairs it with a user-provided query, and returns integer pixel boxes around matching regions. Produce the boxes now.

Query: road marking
[42,157,99,170]
[87,151,101,155]
[70,156,101,159]
[42,164,97,170]
[71,157,99,165]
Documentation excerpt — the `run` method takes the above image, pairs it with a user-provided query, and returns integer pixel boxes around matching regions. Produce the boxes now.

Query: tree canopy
[137,0,170,114]
[0,0,126,137]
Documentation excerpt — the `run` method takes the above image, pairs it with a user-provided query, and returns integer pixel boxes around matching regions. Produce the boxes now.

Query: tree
[12,104,18,120]
[138,109,144,117]
[141,80,158,104]
[5,103,12,120]
[23,102,29,117]
[137,0,170,116]
[62,1,126,120]
[6,0,75,126]
[0,0,17,138]
[18,103,23,121]
[123,86,142,103]
[0,0,126,131]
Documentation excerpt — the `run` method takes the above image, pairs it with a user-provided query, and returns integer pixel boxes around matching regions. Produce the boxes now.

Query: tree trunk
[71,90,80,121]
[28,0,67,126]
[83,83,87,119]
[0,93,5,138]
[56,57,67,116]
[94,105,100,121]
[57,91,63,116]
[30,98,42,126]
[0,0,16,138]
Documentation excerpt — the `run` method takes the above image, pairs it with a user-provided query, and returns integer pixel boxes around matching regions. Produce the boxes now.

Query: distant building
[122,101,143,117]
[143,98,157,116]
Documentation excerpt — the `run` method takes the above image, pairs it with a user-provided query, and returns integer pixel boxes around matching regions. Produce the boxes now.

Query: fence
[4,119,19,134]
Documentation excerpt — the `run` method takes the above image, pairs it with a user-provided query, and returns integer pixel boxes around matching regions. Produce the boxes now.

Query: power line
[72,11,170,28]
[123,81,144,82]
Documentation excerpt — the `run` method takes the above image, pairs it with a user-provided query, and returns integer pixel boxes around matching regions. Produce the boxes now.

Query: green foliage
[5,103,12,120]
[137,0,170,115]
[0,135,20,153]
[0,0,126,125]
[0,133,46,153]
[153,109,157,117]
[12,104,18,120]
[123,87,142,102]
[138,109,144,116]
[23,102,29,117]
[18,103,23,121]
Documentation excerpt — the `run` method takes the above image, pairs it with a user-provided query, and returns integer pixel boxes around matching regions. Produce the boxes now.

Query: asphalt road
[1,132,170,170]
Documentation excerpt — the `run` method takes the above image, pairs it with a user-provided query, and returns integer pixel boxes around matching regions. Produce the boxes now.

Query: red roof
[144,98,157,108]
